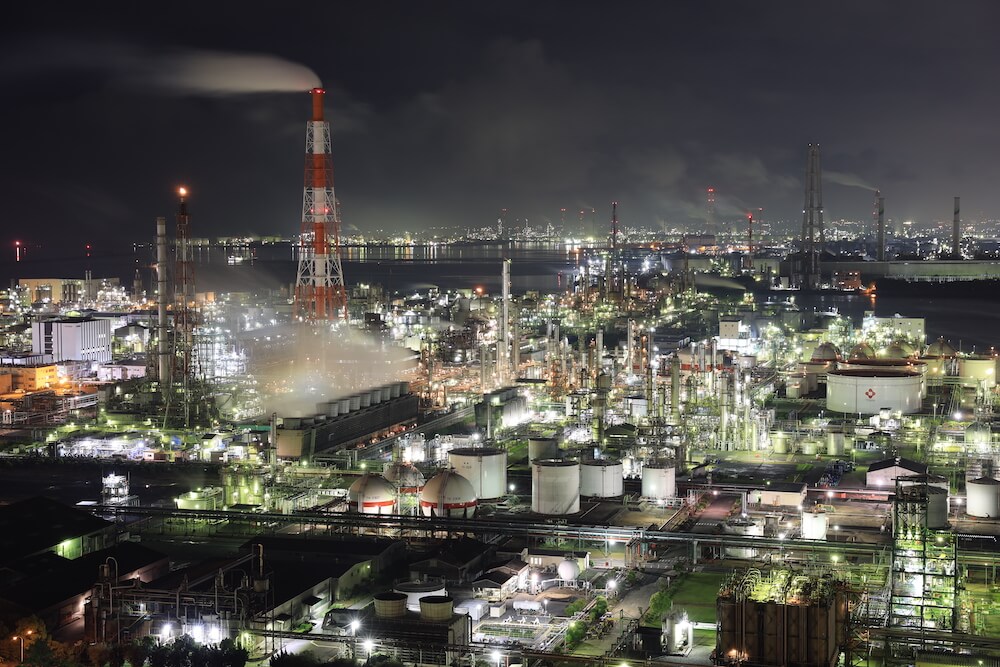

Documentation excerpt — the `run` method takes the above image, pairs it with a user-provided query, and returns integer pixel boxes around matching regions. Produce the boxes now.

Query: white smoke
[825,170,877,191]
[142,49,321,95]
[0,37,321,95]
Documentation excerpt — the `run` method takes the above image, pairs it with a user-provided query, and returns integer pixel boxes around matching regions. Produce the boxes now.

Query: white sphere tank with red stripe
[348,474,396,514]
[420,470,477,518]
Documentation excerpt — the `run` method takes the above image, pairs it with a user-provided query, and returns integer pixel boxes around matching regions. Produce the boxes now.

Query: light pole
[12,630,32,663]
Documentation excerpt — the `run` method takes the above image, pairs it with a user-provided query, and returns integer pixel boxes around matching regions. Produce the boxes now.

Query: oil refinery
[2,76,1000,667]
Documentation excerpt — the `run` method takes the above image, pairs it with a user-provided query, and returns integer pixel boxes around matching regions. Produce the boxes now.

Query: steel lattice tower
[294,88,346,321]
[801,143,824,287]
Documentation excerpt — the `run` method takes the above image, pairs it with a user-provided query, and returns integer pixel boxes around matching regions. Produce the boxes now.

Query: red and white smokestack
[294,88,347,321]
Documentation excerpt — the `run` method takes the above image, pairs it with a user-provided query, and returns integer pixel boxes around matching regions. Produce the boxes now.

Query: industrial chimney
[952,196,961,257]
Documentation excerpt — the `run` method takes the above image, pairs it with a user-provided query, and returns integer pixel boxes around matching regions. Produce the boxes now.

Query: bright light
[350,620,360,632]
[178,187,188,197]
[363,639,375,653]
[491,650,501,663]
[608,580,616,589]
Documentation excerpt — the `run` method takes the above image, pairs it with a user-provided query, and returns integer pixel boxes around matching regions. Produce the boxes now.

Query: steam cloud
[825,170,877,191]
[143,49,321,95]
[0,38,321,95]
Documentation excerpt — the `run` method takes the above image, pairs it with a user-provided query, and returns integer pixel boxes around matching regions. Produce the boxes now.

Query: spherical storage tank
[642,464,676,500]
[801,508,829,540]
[966,477,1000,518]
[448,447,507,500]
[557,558,581,582]
[348,474,396,514]
[531,459,580,515]
[420,470,477,518]
[580,459,624,498]
[826,369,921,415]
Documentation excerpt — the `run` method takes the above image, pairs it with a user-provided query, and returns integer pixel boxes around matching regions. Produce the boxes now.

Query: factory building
[31,317,113,363]
[276,382,418,459]
[347,593,471,667]
[867,457,928,488]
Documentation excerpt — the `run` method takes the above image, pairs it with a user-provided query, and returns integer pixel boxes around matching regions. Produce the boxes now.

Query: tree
[270,651,322,667]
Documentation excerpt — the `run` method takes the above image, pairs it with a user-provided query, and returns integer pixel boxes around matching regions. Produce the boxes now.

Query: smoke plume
[825,170,877,191]
[142,49,321,95]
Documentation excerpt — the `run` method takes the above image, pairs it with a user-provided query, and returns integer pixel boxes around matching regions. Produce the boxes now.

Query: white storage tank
[723,518,764,559]
[382,386,393,402]
[349,395,361,411]
[371,389,383,405]
[393,580,448,612]
[325,402,340,418]
[359,392,371,408]
[826,369,922,414]
[959,356,997,388]
[419,596,455,622]
[826,432,845,457]
[528,437,559,461]
[966,477,1000,518]
[531,459,580,515]
[772,432,788,454]
[641,463,676,500]
[448,447,508,501]
[420,470,478,518]
[557,558,581,582]
[347,474,396,514]
[580,459,624,498]
[801,508,829,540]
[390,383,401,399]
[801,439,819,456]
[338,398,351,414]
[374,591,408,618]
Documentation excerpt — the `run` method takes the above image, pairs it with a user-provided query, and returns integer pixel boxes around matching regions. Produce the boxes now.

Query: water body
[6,242,999,349]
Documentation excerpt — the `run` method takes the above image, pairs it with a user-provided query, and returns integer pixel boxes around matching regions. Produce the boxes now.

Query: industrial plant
[1,73,1000,667]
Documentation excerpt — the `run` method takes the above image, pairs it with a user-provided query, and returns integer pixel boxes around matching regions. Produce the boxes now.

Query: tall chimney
[952,196,961,256]
[156,217,171,393]
[876,192,885,262]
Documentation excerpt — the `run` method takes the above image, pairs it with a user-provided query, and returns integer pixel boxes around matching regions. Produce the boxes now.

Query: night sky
[2,1,999,254]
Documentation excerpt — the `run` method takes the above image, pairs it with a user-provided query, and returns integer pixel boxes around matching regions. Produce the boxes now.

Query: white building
[32,317,112,363]
[866,457,927,488]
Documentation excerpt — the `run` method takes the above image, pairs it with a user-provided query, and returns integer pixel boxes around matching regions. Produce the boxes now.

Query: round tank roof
[420,470,477,508]
[533,458,578,467]
[883,340,916,359]
[970,476,1000,485]
[348,474,396,507]
[811,342,841,362]
[828,368,919,378]
[925,337,957,357]
[582,459,622,467]
[849,342,876,360]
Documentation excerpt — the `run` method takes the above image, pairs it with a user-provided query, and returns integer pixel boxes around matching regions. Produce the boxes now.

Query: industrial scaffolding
[887,476,960,667]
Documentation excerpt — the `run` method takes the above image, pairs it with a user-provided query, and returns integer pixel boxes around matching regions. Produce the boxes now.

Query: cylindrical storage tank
[528,437,559,461]
[531,459,580,515]
[723,519,764,559]
[381,386,392,402]
[370,389,382,405]
[580,459,624,498]
[347,474,396,514]
[801,439,818,456]
[826,432,844,456]
[641,464,676,500]
[339,398,351,414]
[359,392,371,408]
[966,477,1000,518]
[419,595,455,622]
[420,470,478,518]
[826,369,922,415]
[398,381,410,396]
[772,432,788,454]
[393,580,447,611]
[374,591,407,618]
[801,509,829,540]
[448,447,507,501]
[390,383,401,399]
[325,402,340,418]
[349,395,361,411]
[959,356,997,389]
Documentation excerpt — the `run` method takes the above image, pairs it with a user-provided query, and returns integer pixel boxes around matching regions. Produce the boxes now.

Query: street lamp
[12,630,32,663]
[363,639,375,660]
[492,649,502,667]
